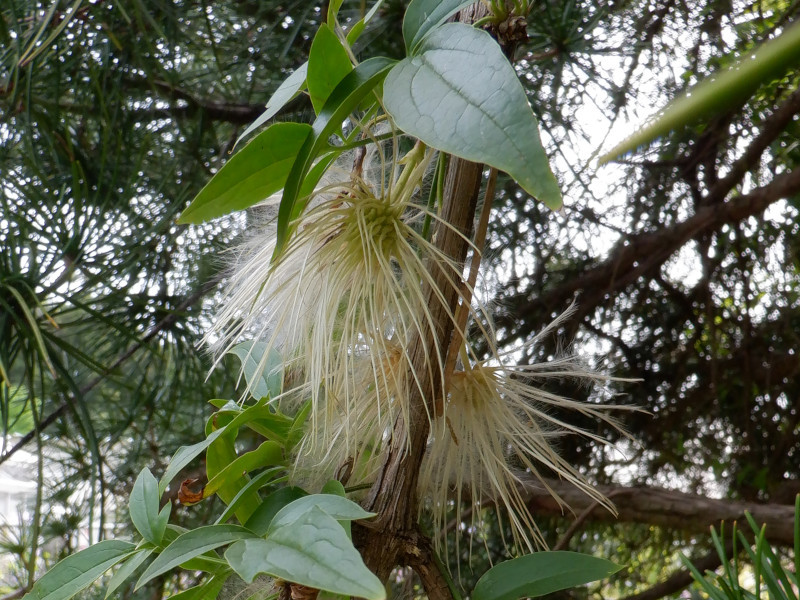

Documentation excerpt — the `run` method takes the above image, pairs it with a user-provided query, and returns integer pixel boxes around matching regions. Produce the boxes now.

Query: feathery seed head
[421,308,633,555]
[209,139,473,458]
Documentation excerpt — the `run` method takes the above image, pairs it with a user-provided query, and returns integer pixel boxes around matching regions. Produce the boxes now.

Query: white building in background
[0,446,37,527]
[0,446,37,585]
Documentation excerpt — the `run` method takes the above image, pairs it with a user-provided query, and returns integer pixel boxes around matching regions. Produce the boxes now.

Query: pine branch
[0,277,220,467]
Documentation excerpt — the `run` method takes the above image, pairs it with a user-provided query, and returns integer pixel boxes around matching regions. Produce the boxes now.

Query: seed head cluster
[210,134,630,553]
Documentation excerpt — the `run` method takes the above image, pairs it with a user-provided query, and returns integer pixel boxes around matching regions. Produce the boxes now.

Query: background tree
[1,1,798,599]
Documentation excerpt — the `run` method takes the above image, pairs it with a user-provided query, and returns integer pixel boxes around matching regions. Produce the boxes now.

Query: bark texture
[522,478,796,546]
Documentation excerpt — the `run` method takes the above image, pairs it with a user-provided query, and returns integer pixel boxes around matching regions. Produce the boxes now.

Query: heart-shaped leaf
[244,486,308,536]
[384,23,562,209]
[402,0,475,53]
[226,508,385,600]
[267,493,376,532]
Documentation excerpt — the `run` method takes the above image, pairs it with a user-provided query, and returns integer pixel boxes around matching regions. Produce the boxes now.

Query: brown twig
[443,167,498,385]
[553,488,631,551]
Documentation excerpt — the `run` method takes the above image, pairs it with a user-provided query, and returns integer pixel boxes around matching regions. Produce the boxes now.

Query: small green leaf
[229,340,283,401]
[326,0,345,25]
[472,552,623,600]
[320,480,346,497]
[384,23,562,209]
[160,398,279,496]
[308,24,353,114]
[226,508,385,600]
[177,122,312,224]
[318,593,350,600]
[214,467,285,525]
[681,554,725,600]
[159,428,226,496]
[275,56,395,257]
[268,494,376,532]
[23,540,136,600]
[166,573,231,600]
[402,0,475,53]
[207,398,294,443]
[105,549,153,599]
[206,431,253,521]
[599,20,800,163]
[346,20,366,46]
[346,0,387,46]
[244,486,308,536]
[287,400,312,450]
[320,481,351,538]
[136,525,257,589]
[129,468,169,545]
[235,62,309,148]
[204,441,284,497]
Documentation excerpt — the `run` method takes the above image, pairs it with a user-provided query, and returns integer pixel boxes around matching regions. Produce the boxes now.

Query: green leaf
[177,122,312,224]
[268,493,376,532]
[326,0,345,26]
[129,468,169,545]
[346,20,366,46]
[235,62,309,149]
[244,486,308,536]
[383,23,562,209]
[158,428,226,496]
[207,399,294,443]
[167,573,231,600]
[795,495,799,582]
[214,467,285,525]
[471,551,623,600]
[346,0,387,46]
[402,0,475,53]
[160,397,278,496]
[206,431,251,519]
[320,480,351,538]
[308,24,353,114]
[226,507,385,600]
[599,20,800,163]
[320,480,346,497]
[275,56,395,258]
[204,441,284,497]
[229,340,283,401]
[136,525,257,589]
[287,400,312,450]
[105,549,153,599]
[23,540,136,600]
[681,554,727,600]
